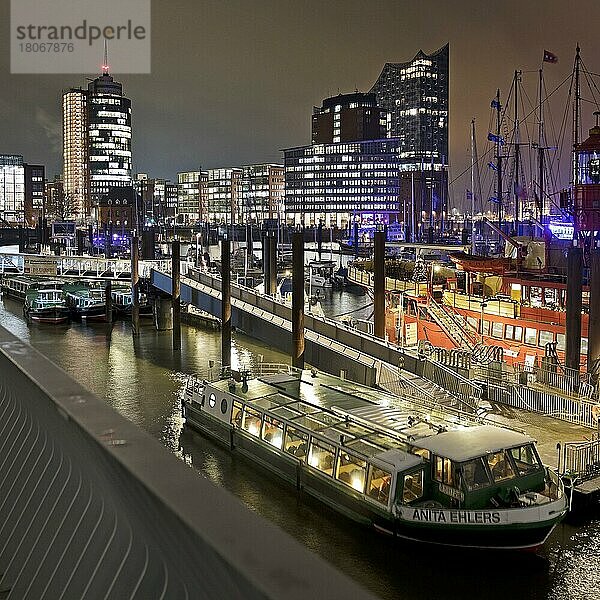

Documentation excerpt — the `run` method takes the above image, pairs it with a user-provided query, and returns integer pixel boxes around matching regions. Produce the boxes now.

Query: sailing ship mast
[513,70,522,232]
[495,89,503,236]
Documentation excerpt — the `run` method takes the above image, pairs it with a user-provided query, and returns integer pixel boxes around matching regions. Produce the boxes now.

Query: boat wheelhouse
[63,283,109,322]
[182,366,567,550]
[111,286,153,318]
[23,288,70,324]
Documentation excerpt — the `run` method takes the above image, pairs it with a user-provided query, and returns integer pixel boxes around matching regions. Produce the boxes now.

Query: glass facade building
[62,66,132,222]
[241,164,284,223]
[177,171,208,224]
[0,154,25,225]
[369,44,448,166]
[87,72,132,206]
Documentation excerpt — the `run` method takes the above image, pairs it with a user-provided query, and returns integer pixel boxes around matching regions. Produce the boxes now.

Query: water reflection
[1,292,599,599]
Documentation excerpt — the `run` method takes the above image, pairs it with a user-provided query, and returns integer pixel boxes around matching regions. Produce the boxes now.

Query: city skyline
[2,1,600,208]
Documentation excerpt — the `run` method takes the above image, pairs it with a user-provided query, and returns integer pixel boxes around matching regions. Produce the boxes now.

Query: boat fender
[592,404,600,423]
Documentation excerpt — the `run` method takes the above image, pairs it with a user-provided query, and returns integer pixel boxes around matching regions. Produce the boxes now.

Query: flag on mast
[543,50,558,64]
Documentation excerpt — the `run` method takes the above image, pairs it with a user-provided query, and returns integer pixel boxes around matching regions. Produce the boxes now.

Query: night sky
[2,0,599,207]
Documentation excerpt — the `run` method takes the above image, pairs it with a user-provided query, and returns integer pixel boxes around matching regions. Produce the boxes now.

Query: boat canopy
[415,425,536,463]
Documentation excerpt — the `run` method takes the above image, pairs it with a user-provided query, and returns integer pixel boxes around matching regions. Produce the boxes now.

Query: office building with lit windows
[241,164,284,223]
[284,140,401,227]
[312,92,388,144]
[135,174,177,226]
[205,168,243,224]
[62,65,132,221]
[87,69,132,206]
[0,154,25,225]
[63,88,89,219]
[24,163,46,226]
[177,171,208,224]
[0,155,45,226]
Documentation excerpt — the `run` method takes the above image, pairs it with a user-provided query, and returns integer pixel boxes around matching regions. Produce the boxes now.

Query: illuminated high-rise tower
[62,52,132,221]
[87,60,132,206]
[62,88,89,219]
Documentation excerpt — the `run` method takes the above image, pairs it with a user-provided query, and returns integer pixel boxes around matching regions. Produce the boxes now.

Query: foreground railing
[0,326,372,599]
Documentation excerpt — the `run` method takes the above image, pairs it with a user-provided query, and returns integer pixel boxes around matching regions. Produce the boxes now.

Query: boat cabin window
[433,456,455,486]
[539,330,554,346]
[241,406,262,437]
[402,470,424,503]
[487,451,516,483]
[461,457,491,491]
[557,333,566,351]
[231,401,243,428]
[367,466,392,505]
[284,426,308,460]
[308,438,336,476]
[261,416,284,449]
[491,322,503,339]
[335,451,367,492]
[509,444,541,476]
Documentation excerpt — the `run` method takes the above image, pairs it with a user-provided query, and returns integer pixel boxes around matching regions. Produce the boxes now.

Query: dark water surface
[1,293,598,600]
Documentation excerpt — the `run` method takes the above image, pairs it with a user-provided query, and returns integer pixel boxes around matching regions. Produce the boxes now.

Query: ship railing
[377,363,519,432]
[560,436,600,481]
[202,361,302,383]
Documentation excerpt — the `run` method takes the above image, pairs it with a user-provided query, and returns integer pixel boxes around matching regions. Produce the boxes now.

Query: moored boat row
[1,275,152,324]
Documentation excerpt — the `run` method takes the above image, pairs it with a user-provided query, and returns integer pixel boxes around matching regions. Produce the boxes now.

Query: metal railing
[421,359,482,412]
[0,252,170,280]
[561,437,600,480]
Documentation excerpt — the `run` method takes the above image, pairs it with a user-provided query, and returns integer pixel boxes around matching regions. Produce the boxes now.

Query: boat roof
[207,369,501,465]
[415,425,536,462]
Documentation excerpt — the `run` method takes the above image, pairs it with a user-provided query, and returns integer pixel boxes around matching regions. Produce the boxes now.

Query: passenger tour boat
[182,365,567,550]
[23,287,70,324]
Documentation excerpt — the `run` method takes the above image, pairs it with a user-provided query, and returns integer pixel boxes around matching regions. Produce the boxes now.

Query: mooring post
[131,235,140,335]
[587,247,600,381]
[566,245,583,372]
[292,231,305,369]
[172,239,181,351]
[353,222,359,258]
[105,279,112,324]
[374,230,386,339]
[268,231,277,295]
[221,236,232,369]
[262,231,271,295]
[246,223,254,272]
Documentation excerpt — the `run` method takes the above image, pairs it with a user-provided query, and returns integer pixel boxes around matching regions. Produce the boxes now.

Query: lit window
[335,451,366,492]
[366,465,392,505]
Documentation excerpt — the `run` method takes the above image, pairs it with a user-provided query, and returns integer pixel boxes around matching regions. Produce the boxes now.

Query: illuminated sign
[548,222,574,240]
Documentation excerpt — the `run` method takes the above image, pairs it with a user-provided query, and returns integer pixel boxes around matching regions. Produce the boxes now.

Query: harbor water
[0,288,599,600]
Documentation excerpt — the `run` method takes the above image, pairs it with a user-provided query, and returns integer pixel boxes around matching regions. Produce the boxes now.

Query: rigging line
[449,73,571,188]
